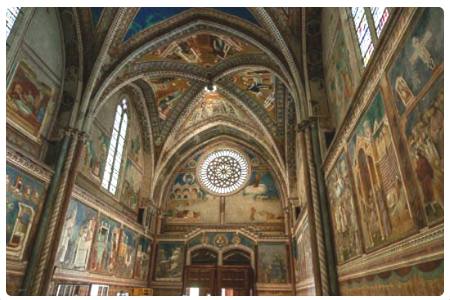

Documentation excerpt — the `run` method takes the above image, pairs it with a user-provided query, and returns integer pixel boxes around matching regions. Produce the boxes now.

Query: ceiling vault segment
[89,19,296,113]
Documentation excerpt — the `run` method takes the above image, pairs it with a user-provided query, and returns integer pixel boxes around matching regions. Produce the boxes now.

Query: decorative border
[6,146,53,182]
[337,223,443,281]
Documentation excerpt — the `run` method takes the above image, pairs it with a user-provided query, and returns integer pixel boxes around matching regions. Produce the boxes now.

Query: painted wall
[322,8,361,129]
[79,93,145,213]
[257,243,290,284]
[6,164,49,295]
[5,8,71,295]
[323,8,443,295]
[6,8,64,161]
[154,242,185,281]
[163,146,284,227]
[52,197,153,291]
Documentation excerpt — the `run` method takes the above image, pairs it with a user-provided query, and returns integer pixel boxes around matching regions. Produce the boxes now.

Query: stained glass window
[101,99,128,194]
[351,7,374,66]
[6,7,21,38]
[370,7,390,37]
[198,149,250,195]
[351,7,390,66]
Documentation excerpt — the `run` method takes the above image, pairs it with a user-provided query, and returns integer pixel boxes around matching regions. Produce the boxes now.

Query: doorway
[183,248,254,296]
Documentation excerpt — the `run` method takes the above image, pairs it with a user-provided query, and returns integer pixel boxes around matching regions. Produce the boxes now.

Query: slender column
[42,131,88,294]
[30,129,83,295]
[21,128,77,295]
[309,118,339,295]
[296,125,322,295]
[302,120,328,295]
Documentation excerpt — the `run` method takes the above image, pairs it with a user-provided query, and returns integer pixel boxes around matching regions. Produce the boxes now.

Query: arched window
[350,7,390,66]
[6,7,21,38]
[101,99,128,194]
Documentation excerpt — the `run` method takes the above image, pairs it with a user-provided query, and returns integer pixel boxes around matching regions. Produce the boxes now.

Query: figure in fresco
[8,204,33,250]
[57,206,77,264]
[212,36,232,59]
[350,93,414,250]
[7,62,53,136]
[73,219,96,269]
[135,238,151,280]
[156,245,183,279]
[258,244,288,284]
[395,76,415,106]
[405,80,444,220]
[409,31,435,71]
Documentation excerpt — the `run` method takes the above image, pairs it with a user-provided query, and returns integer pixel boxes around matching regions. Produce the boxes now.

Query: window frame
[348,7,393,68]
[101,98,129,195]
[6,7,22,39]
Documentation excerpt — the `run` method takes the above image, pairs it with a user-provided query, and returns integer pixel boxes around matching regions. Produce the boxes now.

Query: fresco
[134,237,152,280]
[348,91,414,250]
[165,172,220,223]
[116,226,138,278]
[295,221,314,284]
[403,76,443,223]
[81,125,109,181]
[325,20,357,126]
[89,214,121,274]
[257,243,289,284]
[137,33,260,68]
[145,77,191,121]
[91,7,103,26]
[124,8,189,41]
[387,8,444,115]
[128,130,143,167]
[182,92,244,129]
[120,159,142,211]
[339,259,443,295]
[155,242,185,281]
[187,231,255,250]
[225,171,284,223]
[7,61,55,138]
[6,164,46,259]
[232,68,276,120]
[326,153,362,264]
[56,199,98,270]
[124,8,259,41]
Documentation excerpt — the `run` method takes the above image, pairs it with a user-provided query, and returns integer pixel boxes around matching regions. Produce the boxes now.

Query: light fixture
[204,83,217,92]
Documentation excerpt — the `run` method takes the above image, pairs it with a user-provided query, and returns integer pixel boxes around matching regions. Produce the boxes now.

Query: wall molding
[6,146,53,182]
[337,223,443,281]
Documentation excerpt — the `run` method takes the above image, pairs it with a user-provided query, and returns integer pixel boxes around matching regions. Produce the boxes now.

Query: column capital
[297,117,320,132]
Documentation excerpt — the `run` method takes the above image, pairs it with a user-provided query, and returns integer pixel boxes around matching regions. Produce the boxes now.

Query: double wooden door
[183,265,254,296]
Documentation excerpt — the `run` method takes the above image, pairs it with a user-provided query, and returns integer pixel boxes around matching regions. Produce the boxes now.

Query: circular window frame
[197,148,251,196]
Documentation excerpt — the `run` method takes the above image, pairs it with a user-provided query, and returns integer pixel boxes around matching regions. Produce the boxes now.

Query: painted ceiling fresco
[90,8,103,26]
[136,33,260,68]
[144,77,191,121]
[232,68,277,120]
[180,91,247,130]
[123,8,259,41]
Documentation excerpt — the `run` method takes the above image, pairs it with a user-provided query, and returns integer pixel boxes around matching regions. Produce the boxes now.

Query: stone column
[297,121,323,295]
[307,118,338,295]
[21,127,80,295]
[42,130,88,294]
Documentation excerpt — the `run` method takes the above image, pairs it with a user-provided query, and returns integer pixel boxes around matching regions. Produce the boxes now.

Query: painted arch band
[198,149,250,195]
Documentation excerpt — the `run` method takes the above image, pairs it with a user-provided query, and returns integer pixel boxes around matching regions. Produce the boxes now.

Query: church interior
[5,7,444,296]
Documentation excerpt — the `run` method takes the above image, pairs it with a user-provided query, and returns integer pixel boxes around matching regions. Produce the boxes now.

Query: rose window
[198,149,250,195]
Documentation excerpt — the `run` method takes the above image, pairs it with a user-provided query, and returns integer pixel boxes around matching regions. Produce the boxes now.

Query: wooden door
[216,265,253,296]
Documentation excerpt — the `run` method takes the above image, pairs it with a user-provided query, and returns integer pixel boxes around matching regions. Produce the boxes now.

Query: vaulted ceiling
[67,7,323,201]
